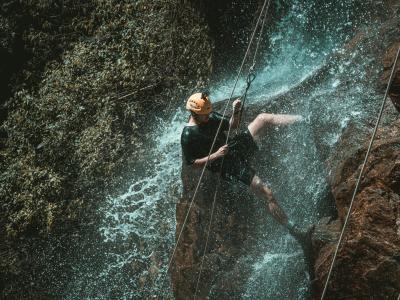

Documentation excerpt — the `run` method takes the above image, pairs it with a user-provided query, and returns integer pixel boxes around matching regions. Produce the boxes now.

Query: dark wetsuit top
[181,112,258,186]
[181,112,229,167]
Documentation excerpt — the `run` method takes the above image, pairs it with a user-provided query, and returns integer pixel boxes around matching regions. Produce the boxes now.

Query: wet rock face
[194,0,281,76]
[381,42,400,112]
[312,120,400,299]
[171,161,267,299]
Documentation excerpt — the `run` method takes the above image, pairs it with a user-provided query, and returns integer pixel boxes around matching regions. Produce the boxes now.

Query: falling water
[64,0,388,299]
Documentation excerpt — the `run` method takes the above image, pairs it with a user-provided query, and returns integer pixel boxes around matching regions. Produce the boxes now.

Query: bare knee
[257,113,274,124]
[248,113,273,140]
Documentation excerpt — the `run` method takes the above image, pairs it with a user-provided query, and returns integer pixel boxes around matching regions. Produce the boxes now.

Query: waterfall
[64,1,384,299]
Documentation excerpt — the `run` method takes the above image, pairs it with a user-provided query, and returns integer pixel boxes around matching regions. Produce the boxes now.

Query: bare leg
[247,113,302,141]
[249,175,288,226]
[249,177,312,258]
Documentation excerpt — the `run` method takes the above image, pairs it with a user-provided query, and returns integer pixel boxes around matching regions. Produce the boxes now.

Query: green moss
[1,0,213,238]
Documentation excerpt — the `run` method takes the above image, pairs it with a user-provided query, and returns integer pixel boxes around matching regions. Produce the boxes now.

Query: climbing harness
[320,45,400,300]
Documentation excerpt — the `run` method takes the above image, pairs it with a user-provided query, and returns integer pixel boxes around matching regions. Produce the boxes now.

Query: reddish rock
[381,42,400,112]
[311,217,341,266]
[170,161,267,299]
[312,120,400,299]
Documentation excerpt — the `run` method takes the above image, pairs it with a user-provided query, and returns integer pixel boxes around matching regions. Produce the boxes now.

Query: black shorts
[218,129,258,186]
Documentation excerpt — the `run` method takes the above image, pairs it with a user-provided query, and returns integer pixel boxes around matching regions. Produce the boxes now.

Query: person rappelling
[180,92,309,242]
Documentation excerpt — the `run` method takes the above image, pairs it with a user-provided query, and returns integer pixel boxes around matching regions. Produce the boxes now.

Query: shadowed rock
[311,119,400,299]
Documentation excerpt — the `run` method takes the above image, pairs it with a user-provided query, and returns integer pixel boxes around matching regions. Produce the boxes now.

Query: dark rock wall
[311,8,400,297]
[171,161,267,299]
[382,42,400,112]
[192,0,280,76]
[312,119,400,299]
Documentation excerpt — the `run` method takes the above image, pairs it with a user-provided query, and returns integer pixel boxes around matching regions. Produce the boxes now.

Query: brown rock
[381,42,400,112]
[170,151,268,299]
[312,120,400,299]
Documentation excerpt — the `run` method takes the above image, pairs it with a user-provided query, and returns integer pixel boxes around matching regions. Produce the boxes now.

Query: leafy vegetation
[0,0,212,250]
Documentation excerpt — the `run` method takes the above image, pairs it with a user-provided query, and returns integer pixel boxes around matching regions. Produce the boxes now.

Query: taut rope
[320,45,400,300]
[193,0,272,298]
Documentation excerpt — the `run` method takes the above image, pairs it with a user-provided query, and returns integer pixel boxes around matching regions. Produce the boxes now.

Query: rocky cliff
[1,0,399,298]
[310,13,400,300]
[172,2,400,299]
[383,43,400,112]
[171,162,267,299]
[312,117,400,299]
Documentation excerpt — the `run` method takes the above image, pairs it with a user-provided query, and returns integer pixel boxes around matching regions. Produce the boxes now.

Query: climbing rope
[320,45,400,300]
[236,0,271,130]
[194,1,272,298]
[193,174,222,297]
[116,83,158,100]
[156,0,273,297]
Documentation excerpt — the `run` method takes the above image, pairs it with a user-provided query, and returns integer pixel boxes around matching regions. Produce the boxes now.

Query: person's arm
[192,145,229,168]
[229,99,242,129]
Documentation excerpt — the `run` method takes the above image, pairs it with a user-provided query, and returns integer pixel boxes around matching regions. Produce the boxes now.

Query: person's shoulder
[182,124,197,132]
[181,126,194,142]
[181,126,190,136]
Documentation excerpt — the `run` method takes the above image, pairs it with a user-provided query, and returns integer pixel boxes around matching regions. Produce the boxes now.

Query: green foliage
[1,0,214,238]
